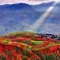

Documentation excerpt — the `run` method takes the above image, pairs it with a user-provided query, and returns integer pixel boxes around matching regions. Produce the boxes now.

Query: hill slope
[0,32,60,60]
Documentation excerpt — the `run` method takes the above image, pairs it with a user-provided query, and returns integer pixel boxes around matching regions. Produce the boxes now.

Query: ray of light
[27,1,59,32]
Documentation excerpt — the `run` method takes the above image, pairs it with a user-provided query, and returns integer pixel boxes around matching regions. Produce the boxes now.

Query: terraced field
[0,32,60,60]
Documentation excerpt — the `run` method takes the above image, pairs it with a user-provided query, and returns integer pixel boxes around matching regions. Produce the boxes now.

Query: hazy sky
[0,0,56,5]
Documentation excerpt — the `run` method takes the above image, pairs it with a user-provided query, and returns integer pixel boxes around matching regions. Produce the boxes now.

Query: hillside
[0,2,60,35]
[0,32,60,60]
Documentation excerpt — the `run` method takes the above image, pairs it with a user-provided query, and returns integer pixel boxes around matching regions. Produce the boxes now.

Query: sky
[0,0,58,5]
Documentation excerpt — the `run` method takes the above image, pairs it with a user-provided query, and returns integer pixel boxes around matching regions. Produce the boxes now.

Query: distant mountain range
[0,2,60,35]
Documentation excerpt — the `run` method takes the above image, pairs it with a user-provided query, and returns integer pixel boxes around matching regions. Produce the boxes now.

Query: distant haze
[0,0,56,5]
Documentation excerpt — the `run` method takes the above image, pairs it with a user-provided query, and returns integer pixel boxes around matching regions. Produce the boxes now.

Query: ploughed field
[0,32,60,60]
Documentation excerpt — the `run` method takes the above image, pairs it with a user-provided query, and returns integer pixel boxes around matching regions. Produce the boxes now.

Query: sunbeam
[54,0,60,2]
[27,1,59,32]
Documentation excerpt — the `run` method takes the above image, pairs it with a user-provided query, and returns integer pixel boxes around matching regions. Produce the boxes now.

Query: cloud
[0,0,56,5]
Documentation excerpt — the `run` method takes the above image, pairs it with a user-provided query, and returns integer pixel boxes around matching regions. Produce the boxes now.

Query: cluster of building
[37,33,60,40]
